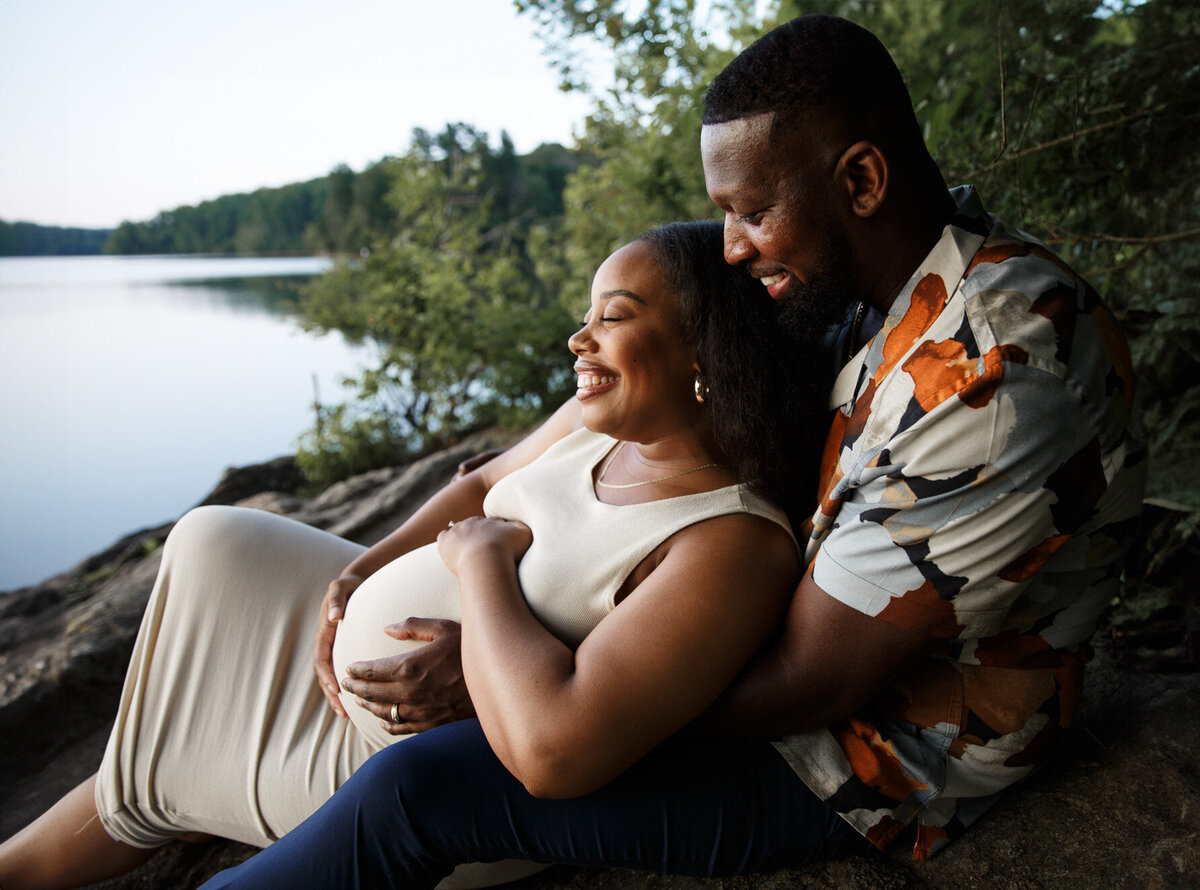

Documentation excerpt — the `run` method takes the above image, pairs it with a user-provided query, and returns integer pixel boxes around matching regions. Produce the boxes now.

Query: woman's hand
[313,574,363,718]
[437,516,532,576]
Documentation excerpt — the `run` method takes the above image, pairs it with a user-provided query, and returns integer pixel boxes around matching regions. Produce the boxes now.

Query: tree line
[1,135,577,260]
[103,135,578,257]
[0,220,112,256]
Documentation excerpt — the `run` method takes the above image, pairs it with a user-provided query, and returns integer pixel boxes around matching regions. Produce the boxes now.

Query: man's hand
[341,618,475,735]
[314,574,364,719]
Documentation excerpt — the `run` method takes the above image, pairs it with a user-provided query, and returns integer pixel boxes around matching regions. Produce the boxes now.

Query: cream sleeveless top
[485,427,795,646]
[333,427,794,746]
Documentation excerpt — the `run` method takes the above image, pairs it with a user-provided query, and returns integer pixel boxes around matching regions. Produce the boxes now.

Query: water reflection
[0,255,361,591]
[148,276,309,316]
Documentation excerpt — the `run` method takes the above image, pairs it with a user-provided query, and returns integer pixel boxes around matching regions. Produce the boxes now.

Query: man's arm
[695,570,931,737]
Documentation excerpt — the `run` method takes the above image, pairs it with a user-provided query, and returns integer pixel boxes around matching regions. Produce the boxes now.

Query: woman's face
[568,240,700,443]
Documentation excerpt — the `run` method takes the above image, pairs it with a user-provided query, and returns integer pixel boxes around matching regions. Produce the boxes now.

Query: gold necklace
[596,441,722,489]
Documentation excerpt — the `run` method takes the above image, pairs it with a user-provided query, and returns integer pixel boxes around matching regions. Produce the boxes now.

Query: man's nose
[723,218,754,266]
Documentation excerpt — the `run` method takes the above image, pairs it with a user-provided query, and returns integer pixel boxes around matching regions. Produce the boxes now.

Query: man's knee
[349,720,497,823]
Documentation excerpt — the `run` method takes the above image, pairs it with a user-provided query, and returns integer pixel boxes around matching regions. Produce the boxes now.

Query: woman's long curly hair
[638,220,825,524]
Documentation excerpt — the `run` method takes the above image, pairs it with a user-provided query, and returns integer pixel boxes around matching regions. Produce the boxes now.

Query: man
[207,14,1145,886]
[697,14,1145,856]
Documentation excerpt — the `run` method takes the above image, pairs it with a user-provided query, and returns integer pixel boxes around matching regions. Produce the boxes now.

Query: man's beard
[772,231,863,348]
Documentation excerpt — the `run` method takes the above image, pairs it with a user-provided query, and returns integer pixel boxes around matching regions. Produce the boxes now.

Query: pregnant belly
[331,542,461,748]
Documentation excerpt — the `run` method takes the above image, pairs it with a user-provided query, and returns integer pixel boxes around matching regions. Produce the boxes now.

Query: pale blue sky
[0,0,595,228]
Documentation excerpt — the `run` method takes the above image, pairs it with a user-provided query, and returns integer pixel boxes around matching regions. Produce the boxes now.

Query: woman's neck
[623,421,726,469]
[593,427,735,502]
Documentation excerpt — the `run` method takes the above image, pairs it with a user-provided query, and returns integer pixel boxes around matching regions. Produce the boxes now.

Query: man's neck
[867,188,957,313]
[854,303,886,352]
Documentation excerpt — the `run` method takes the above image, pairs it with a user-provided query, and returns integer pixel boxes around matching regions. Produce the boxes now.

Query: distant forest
[1,134,580,258]
[0,220,112,256]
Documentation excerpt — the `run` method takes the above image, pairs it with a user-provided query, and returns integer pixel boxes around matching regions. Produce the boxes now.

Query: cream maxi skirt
[94,504,544,888]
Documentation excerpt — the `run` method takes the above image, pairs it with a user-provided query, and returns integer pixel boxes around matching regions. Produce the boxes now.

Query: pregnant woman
[1,220,824,889]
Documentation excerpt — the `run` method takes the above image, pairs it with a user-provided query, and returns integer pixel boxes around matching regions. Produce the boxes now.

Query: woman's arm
[314,398,582,717]
[439,511,799,798]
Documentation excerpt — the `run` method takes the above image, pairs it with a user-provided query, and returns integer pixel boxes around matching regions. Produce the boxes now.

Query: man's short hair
[703,15,924,161]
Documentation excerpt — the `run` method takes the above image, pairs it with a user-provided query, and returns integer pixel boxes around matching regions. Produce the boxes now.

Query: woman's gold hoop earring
[694,372,709,404]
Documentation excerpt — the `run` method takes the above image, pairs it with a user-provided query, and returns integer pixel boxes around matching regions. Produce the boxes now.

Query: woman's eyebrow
[600,289,647,305]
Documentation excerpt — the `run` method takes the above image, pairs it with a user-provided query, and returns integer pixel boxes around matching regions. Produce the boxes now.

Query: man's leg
[200,719,862,890]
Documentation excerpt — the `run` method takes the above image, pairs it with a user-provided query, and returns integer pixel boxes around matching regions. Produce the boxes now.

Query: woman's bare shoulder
[679,510,799,573]
[624,509,800,604]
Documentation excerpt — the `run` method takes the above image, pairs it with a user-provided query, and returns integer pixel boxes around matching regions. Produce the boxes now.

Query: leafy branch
[1043,225,1200,247]
[967,104,1168,179]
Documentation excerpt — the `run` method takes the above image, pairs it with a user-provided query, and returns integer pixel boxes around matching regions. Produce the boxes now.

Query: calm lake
[0,255,369,591]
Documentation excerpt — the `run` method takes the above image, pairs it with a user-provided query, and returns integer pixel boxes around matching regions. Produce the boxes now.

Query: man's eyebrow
[600,289,647,305]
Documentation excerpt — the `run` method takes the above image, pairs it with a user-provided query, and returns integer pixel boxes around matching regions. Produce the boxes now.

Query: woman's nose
[568,324,591,355]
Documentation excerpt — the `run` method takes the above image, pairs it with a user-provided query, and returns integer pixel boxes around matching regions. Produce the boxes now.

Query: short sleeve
[811,360,1099,641]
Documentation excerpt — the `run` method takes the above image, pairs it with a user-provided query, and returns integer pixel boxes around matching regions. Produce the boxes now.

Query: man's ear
[836,141,888,218]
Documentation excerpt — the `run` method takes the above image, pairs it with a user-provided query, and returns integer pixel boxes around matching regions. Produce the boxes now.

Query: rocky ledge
[2,434,1197,889]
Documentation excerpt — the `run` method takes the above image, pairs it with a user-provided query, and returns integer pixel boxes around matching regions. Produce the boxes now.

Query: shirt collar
[828,186,991,410]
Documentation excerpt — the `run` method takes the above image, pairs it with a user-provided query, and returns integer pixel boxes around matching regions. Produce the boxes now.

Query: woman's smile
[574,364,619,400]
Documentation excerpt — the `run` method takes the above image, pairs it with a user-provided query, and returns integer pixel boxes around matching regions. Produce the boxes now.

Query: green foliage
[103,159,399,257]
[517,0,763,308]
[295,404,408,489]
[301,162,396,256]
[295,124,579,482]
[1111,500,1199,642]
[0,219,112,256]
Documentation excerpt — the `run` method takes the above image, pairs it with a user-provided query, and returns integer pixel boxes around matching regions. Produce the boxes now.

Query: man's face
[701,114,862,341]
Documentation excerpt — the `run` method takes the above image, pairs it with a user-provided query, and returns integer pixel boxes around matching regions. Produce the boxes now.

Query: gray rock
[3,437,1197,889]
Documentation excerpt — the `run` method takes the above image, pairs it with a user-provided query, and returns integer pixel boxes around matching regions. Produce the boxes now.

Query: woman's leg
[94,506,368,849]
[0,775,157,890]
[199,719,865,890]
[3,506,368,889]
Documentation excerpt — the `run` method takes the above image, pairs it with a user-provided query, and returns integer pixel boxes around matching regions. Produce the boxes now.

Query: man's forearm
[695,574,931,738]
[694,639,819,737]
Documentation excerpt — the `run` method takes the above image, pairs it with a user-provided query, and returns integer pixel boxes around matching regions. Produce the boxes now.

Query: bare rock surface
[3,437,1197,889]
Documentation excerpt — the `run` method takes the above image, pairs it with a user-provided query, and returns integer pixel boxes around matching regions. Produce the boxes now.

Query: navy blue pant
[200,719,864,889]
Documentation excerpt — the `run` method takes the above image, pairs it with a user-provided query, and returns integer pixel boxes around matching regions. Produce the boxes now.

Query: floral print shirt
[773,186,1147,859]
